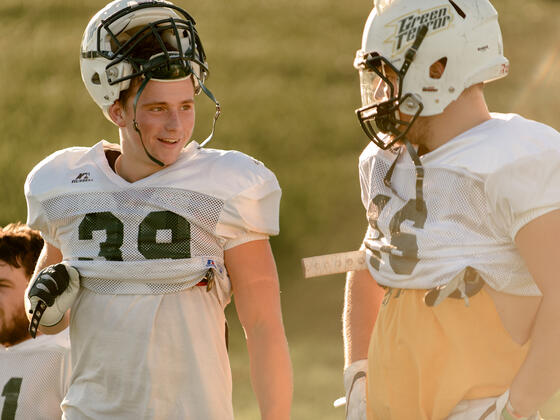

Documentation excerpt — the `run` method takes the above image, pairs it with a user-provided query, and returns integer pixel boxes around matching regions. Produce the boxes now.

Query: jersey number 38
[78,210,191,261]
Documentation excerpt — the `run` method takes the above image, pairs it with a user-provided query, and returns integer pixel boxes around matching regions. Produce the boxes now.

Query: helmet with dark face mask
[354,0,509,149]
[80,0,213,118]
[80,0,220,162]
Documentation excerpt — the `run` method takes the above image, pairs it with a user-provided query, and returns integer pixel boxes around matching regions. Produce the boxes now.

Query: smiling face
[110,78,196,181]
[0,262,31,347]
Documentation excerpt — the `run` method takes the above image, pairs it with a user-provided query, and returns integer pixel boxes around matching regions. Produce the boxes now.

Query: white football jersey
[24,140,281,419]
[0,330,70,420]
[25,140,281,303]
[360,113,560,294]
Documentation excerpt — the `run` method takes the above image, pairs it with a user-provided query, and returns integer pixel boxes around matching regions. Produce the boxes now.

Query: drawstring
[402,139,425,212]
[383,147,402,194]
[382,138,425,212]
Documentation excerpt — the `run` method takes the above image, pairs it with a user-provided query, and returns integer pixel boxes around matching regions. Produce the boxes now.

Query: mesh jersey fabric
[0,330,71,420]
[25,140,281,302]
[24,140,281,419]
[359,113,560,294]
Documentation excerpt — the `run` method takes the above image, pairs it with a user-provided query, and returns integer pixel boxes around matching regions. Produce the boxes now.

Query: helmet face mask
[355,0,509,148]
[355,53,424,149]
[99,6,207,89]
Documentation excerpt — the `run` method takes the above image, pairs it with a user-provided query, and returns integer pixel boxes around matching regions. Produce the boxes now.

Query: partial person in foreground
[0,222,70,419]
[24,1,292,418]
[342,0,560,419]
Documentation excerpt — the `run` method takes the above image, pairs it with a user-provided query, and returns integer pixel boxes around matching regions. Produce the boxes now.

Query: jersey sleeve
[217,168,281,250]
[486,149,560,240]
[24,168,60,248]
[358,143,376,210]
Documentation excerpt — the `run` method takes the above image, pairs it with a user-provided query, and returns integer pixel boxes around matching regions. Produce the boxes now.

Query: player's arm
[225,239,292,420]
[508,209,560,416]
[342,264,385,419]
[343,267,385,366]
[29,242,69,334]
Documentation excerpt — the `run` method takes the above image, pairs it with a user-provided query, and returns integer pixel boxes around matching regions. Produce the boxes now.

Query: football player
[343,0,560,419]
[23,1,292,418]
[0,223,71,419]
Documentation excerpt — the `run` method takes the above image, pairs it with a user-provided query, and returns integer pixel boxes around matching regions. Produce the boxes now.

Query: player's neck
[420,85,491,152]
[115,154,165,183]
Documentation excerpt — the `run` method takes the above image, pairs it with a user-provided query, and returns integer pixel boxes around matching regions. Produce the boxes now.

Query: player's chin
[152,140,185,165]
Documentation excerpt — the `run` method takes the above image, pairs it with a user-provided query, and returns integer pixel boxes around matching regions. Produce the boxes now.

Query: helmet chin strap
[193,72,221,148]
[132,76,165,167]
[382,25,428,212]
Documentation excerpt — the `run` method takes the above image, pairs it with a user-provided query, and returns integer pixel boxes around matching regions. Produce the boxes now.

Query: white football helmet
[354,0,509,149]
[80,0,212,122]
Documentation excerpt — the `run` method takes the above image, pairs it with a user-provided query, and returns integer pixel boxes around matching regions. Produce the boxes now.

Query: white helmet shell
[356,0,509,116]
[80,0,207,122]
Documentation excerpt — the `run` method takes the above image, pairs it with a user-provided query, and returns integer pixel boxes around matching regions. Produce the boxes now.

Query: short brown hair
[0,223,44,278]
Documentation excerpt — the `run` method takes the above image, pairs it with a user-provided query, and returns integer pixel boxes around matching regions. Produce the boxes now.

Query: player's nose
[164,109,183,132]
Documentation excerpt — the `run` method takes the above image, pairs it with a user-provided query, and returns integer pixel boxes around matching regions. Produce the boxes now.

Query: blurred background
[1,0,559,418]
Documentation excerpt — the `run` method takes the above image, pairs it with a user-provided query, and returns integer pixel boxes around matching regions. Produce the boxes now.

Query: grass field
[1,0,559,418]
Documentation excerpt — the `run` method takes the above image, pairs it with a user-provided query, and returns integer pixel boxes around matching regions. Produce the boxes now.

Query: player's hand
[344,359,367,420]
[25,263,80,333]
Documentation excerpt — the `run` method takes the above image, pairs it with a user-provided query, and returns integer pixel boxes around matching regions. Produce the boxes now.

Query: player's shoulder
[197,145,276,178]
[359,140,396,169]
[487,113,560,148]
[430,113,560,173]
[25,141,106,194]
[173,143,280,198]
[10,330,70,354]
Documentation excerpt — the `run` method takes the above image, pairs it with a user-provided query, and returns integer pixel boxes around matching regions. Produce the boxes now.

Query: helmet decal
[355,0,509,149]
[385,5,453,55]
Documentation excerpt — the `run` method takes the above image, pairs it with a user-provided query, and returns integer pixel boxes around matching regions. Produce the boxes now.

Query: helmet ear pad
[80,57,132,123]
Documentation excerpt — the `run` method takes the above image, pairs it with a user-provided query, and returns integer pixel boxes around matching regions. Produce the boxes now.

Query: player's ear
[108,100,127,127]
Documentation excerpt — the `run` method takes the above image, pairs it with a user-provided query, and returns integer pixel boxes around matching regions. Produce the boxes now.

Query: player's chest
[46,187,225,261]
[366,159,494,244]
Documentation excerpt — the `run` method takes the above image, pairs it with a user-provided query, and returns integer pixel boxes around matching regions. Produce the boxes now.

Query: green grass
[1,0,559,418]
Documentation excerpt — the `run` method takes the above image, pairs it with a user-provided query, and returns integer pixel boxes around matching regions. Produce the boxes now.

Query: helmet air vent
[448,0,466,19]
[429,57,447,79]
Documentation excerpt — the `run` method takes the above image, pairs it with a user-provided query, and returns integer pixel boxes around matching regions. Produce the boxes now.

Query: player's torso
[360,115,550,294]
[64,287,233,419]
[364,152,518,287]
[0,332,70,420]
[28,141,244,295]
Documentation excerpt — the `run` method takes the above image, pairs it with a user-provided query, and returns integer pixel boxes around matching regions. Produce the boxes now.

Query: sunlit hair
[0,222,43,278]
